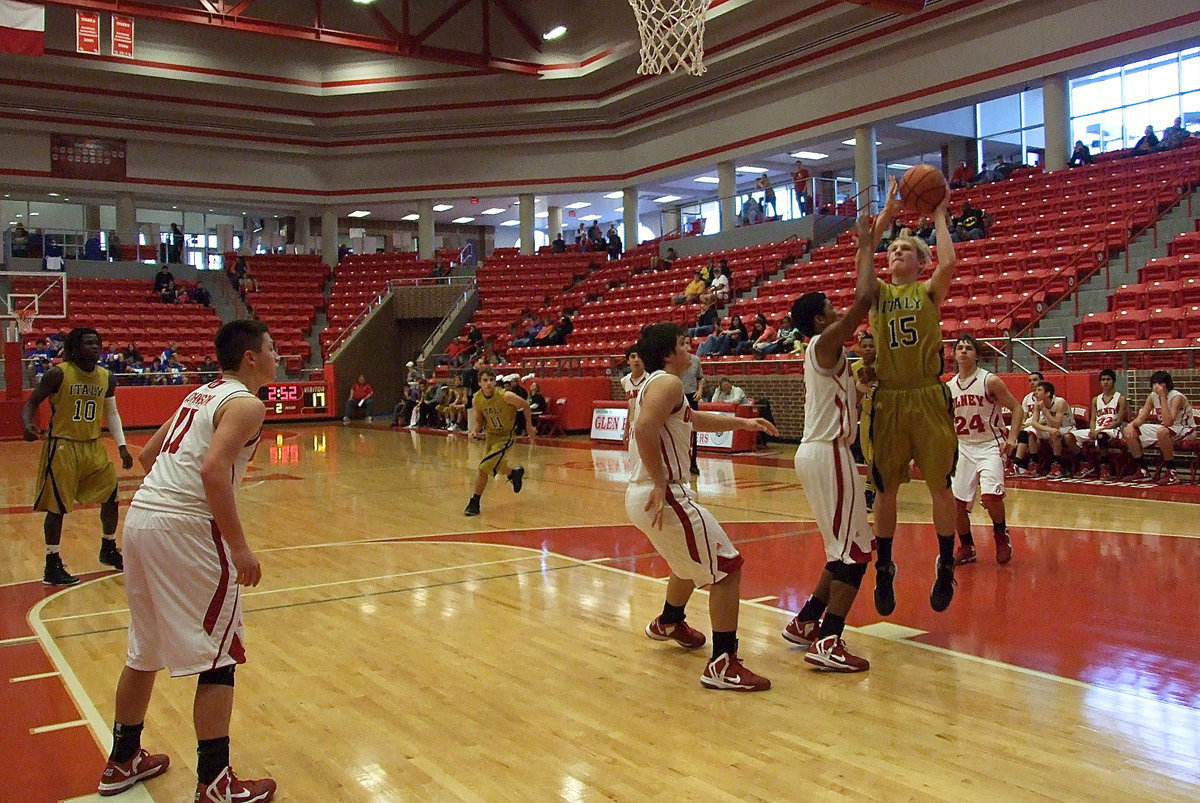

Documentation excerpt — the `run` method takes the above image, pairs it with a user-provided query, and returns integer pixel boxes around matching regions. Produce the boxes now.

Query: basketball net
[629,0,709,76]
[14,309,35,336]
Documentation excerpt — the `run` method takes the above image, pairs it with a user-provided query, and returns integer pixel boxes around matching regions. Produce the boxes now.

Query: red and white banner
[111,14,133,58]
[50,134,127,182]
[0,1,44,56]
[76,10,100,55]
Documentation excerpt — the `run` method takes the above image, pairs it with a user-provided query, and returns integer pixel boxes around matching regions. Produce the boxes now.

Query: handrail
[324,276,476,360]
[416,281,478,365]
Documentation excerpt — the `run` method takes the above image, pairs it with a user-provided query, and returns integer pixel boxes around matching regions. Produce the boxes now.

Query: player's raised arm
[926,189,958,305]
[201,396,267,587]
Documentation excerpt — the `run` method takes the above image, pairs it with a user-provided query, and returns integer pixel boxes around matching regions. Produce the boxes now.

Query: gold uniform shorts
[478,435,515,477]
[867,383,958,494]
[34,438,118,514]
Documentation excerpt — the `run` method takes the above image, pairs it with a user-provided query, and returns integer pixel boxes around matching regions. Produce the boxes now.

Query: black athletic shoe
[99,540,124,571]
[864,489,876,513]
[464,497,481,516]
[44,554,81,587]
[930,559,956,612]
[508,467,525,494]
[689,463,701,475]
[873,561,896,616]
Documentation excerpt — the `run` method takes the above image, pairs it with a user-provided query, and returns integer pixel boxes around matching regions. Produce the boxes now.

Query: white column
[294,213,311,253]
[663,207,682,237]
[1043,73,1071,172]
[518,193,535,256]
[854,124,879,213]
[547,205,562,243]
[321,207,338,268]
[622,187,639,250]
[717,160,736,232]
[115,193,136,244]
[417,199,434,260]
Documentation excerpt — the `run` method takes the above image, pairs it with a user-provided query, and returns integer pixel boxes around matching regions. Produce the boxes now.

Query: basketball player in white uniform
[1068,369,1127,480]
[97,320,278,803]
[620,344,647,448]
[1011,370,1043,476]
[1123,370,1196,485]
[784,283,875,671]
[1027,381,1074,478]
[947,334,1025,566]
[628,322,778,691]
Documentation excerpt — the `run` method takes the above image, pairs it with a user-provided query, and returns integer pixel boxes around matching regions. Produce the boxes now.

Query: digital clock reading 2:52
[257,382,330,419]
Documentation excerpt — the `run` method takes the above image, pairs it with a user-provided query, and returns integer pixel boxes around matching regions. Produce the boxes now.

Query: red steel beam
[416,0,473,44]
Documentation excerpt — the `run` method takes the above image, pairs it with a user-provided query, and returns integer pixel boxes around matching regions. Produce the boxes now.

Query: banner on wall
[50,134,127,182]
[0,1,45,56]
[111,14,133,58]
[75,10,100,55]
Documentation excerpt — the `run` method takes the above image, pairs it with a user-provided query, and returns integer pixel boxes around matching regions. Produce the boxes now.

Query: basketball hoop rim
[14,309,36,335]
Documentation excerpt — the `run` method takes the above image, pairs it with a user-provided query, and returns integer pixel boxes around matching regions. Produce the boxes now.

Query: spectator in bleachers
[753,313,797,356]
[106,230,121,261]
[159,280,179,304]
[877,218,905,253]
[510,316,545,348]
[167,223,184,263]
[675,271,709,305]
[343,374,375,423]
[551,233,567,253]
[710,377,747,404]
[1122,370,1195,485]
[1069,140,1094,167]
[792,162,811,214]
[197,355,219,383]
[438,376,468,431]
[952,202,988,242]
[27,228,43,259]
[1133,125,1159,155]
[186,283,211,306]
[689,302,720,338]
[1161,117,1189,150]
[914,216,936,245]
[740,313,774,355]
[701,264,731,308]
[238,271,259,299]
[393,379,426,427]
[154,264,174,292]
[338,243,351,263]
[607,227,622,260]
[84,232,104,261]
[166,354,186,385]
[160,343,179,364]
[541,314,574,347]
[755,175,777,217]
[11,222,29,256]
[949,160,972,189]
[574,223,586,245]
[122,342,142,364]
[466,323,484,356]
[699,314,747,356]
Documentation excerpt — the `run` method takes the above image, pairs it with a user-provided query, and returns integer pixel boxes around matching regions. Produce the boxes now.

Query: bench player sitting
[1123,370,1195,485]
[1067,369,1128,480]
[1010,371,1043,476]
[1025,380,1073,478]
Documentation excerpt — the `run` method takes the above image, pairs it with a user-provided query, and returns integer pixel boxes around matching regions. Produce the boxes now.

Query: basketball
[899,164,948,214]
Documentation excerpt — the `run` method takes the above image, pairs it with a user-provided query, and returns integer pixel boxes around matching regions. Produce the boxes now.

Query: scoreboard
[257,381,330,420]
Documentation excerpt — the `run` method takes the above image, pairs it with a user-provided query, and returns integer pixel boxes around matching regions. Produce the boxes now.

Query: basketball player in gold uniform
[22,327,133,585]
[464,368,534,516]
[863,177,959,614]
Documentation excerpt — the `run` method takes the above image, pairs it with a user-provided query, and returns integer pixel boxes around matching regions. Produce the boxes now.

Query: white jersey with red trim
[1094,391,1124,430]
[950,368,1005,445]
[801,332,857,444]
[132,378,261,519]
[628,371,691,485]
[1021,391,1037,425]
[1152,389,1195,431]
[621,371,647,401]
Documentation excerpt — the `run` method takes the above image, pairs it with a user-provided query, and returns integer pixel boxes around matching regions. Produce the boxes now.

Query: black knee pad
[197,665,235,687]
[1016,430,1029,445]
[829,561,868,589]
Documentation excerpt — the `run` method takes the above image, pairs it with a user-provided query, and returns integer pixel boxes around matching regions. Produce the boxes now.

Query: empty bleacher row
[321,252,442,355]
[14,276,222,361]
[228,253,328,368]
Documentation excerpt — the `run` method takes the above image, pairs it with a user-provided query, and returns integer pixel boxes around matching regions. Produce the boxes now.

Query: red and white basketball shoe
[954,543,978,565]
[994,530,1013,565]
[701,653,770,691]
[1098,464,1113,481]
[645,616,706,649]
[195,767,276,803]
[98,749,170,797]
[781,616,819,647]
[1157,469,1182,486]
[1126,468,1152,483]
[804,635,870,672]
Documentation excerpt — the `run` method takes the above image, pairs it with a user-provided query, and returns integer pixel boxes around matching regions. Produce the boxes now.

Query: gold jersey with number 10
[869,280,944,388]
[48,362,110,441]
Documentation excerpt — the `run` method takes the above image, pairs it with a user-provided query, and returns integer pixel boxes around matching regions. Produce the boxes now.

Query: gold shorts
[478,435,514,477]
[867,383,957,494]
[34,438,118,514]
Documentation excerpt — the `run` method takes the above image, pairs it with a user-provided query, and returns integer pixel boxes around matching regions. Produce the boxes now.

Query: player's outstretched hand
[934,186,952,220]
[854,211,873,243]
[743,418,780,437]
[230,548,262,587]
[1000,440,1013,458]
[119,445,134,470]
[645,484,666,529]
[881,176,902,219]
[23,423,41,441]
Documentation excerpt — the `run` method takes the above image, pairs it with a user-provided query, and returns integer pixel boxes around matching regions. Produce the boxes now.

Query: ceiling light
[791,151,828,160]
[535,212,548,218]
[735,166,768,173]
[451,217,475,224]
[171,205,177,209]
[481,207,505,215]
[693,176,721,184]
[29,211,39,215]
[566,202,591,209]
[351,0,376,5]
[348,210,371,218]
[63,198,69,201]
[653,195,682,203]
[432,204,453,212]
[499,220,520,227]
[613,207,623,213]
[603,192,623,199]
[542,25,567,41]
[887,163,914,170]
[842,139,883,146]
[579,214,602,221]
[401,213,420,221]
[47,192,59,197]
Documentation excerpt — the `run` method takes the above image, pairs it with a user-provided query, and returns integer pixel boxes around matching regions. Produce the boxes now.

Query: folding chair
[537,398,567,437]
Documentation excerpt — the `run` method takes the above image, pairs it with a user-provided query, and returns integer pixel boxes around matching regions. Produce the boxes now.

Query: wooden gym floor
[1,422,1198,802]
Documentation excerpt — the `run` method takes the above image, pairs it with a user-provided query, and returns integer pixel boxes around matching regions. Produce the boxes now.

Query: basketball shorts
[626,482,743,587]
[122,508,246,678]
[1070,427,1121,446]
[794,441,873,564]
[952,441,1005,509]
[1134,423,1194,447]
[868,383,957,494]
[478,435,514,476]
[33,437,118,514]
[1032,425,1072,441]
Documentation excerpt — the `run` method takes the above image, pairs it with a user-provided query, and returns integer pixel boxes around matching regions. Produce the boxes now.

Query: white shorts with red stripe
[626,482,743,588]
[122,507,246,678]
[1134,423,1195,447]
[1070,427,1122,446]
[794,441,873,565]
[951,440,1006,508]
